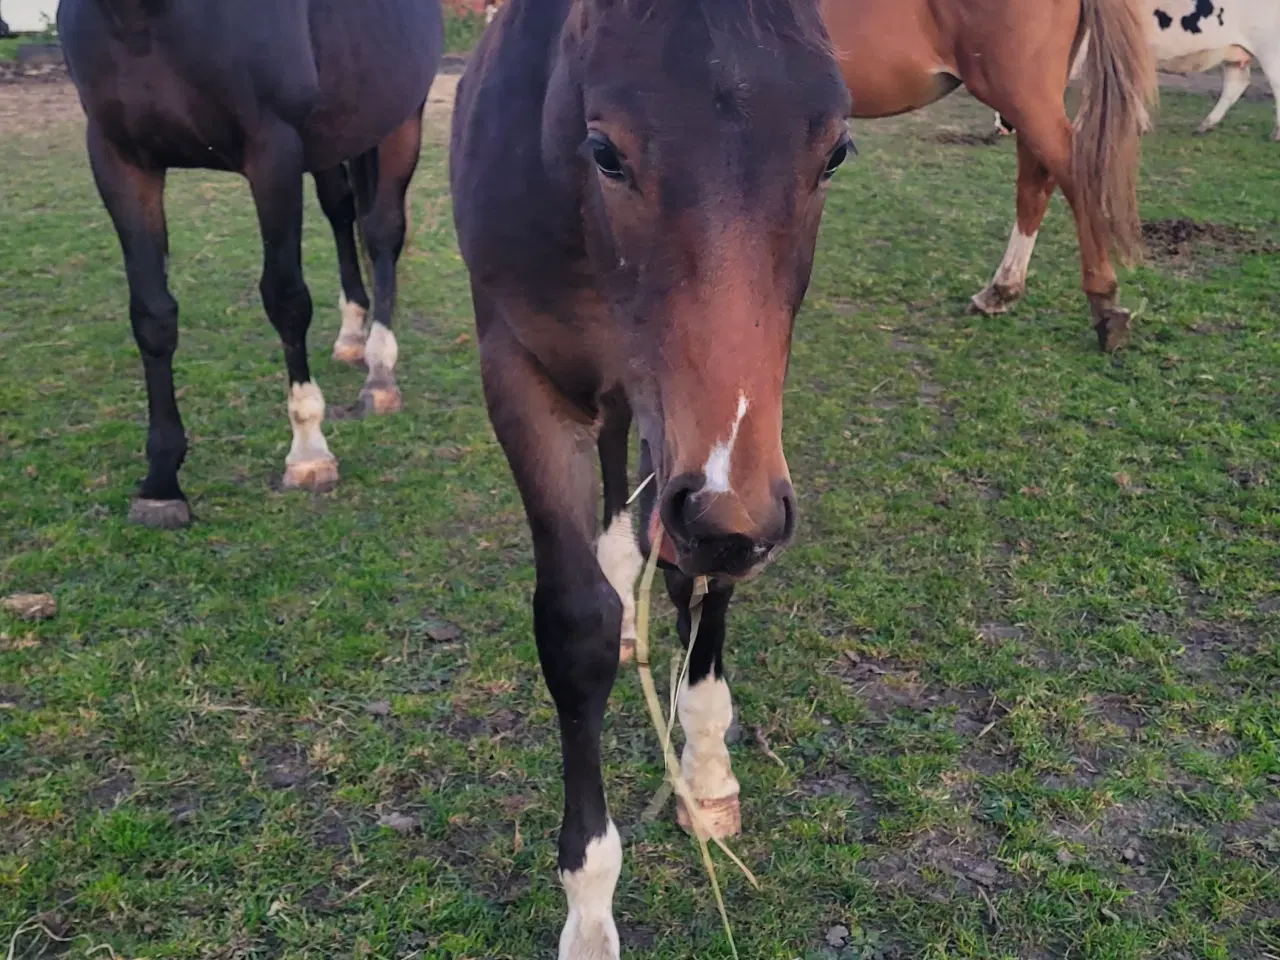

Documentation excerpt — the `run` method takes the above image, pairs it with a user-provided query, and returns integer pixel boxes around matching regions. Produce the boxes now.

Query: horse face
[575,0,851,579]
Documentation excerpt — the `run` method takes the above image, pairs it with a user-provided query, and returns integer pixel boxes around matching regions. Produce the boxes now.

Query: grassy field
[1,75,1278,960]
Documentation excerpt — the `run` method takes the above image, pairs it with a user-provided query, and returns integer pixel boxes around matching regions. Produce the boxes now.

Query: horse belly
[821,0,958,117]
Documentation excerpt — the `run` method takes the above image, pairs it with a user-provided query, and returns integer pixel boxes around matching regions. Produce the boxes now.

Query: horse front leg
[479,311,623,960]
[313,166,371,365]
[353,107,425,416]
[247,122,338,492]
[86,124,190,528]
[665,570,742,839]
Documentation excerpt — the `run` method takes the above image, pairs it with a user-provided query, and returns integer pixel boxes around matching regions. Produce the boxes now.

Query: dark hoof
[129,498,191,529]
[1093,307,1132,352]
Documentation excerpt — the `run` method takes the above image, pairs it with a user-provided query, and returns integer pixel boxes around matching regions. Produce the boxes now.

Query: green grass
[0,37,26,62]
[442,10,487,54]
[2,82,1278,960]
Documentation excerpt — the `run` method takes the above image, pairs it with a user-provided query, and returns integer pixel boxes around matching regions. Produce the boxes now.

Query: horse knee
[534,579,623,702]
[129,299,178,358]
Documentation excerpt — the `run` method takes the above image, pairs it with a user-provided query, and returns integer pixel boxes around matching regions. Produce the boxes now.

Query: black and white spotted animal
[995,0,1279,140]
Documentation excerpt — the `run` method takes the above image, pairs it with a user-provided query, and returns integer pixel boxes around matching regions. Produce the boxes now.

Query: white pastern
[364,322,399,380]
[992,225,1039,292]
[677,674,739,802]
[559,821,622,960]
[286,381,334,465]
[596,514,643,642]
[336,295,367,342]
[702,392,750,495]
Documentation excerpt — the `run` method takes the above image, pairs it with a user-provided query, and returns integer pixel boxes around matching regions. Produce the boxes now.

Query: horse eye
[823,137,854,180]
[589,135,626,180]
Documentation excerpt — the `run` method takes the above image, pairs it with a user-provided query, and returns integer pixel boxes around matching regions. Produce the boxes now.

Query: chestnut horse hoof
[676,792,741,840]
[128,498,191,529]
[359,385,403,416]
[283,456,339,492]
[1093,306,1132,352]
[969,283,1022,316]
[332,337,366,367]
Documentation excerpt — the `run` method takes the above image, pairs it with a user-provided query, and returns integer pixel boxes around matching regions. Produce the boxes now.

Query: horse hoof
[360,385,403,416]
[618,636,635,665]
[676,792,741,840]
[128,498,191,529]
[1093,307,1132,353]
[332,337,366,367]
[969,284,1020,316]
[283,457,339,492]
[1272,127,1280,143]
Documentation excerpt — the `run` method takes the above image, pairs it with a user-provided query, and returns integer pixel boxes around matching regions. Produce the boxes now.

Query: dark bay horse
[451,0,851,952]
[823,0,1158,350]
[58,0,443,527]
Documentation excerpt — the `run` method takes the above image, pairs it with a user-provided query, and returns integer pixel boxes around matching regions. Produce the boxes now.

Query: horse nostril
[659,472,702,542]
[778,483,798,544]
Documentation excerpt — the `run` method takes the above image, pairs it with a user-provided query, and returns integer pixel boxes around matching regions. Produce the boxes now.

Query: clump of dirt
[1141,218,1279,272]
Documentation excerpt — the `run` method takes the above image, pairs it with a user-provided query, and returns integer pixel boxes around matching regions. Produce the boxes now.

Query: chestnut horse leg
[970,132,1056,316]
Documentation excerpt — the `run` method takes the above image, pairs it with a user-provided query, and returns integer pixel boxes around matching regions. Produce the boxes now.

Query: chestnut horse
[823,0,1159,350]
[59,0,443,527]
[452,0,851,953]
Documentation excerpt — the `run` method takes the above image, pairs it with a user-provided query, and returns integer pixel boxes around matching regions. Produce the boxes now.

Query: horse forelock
[575,0,831,55]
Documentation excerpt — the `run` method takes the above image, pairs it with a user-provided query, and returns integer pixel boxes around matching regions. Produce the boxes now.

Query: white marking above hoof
[677,674,741,834]
[286,382,337,489]
[559,822,622,960]
[334,295,368,365]
[596,514,642,655]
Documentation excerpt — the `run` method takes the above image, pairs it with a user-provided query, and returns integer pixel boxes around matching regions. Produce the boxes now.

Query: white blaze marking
[336,294,367,343]
[702,392,749,494]
[286,381,334,465]
[596,514,643,642]
[678,675,739,801]
[364,322,399,378]
[992,225,1039,291]
[559,821,622,960]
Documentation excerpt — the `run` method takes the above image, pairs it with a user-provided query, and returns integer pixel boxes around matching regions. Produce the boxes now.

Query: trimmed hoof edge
[618,636,635,665]
[969,284,1022,316]
[676,792,741,840]
[333,338,367,367]
[283,457,339,492]
[359,385,403,416]
[129,498,191,529]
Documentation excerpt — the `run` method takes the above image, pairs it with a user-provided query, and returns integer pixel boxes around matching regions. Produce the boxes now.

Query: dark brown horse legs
[480,316,623,960]
[664,571,743,839]
[353,108,425,417]
[248,124,338,492]
[313,166,372,367]
[87,125,190,528]
[971,132,1055,317]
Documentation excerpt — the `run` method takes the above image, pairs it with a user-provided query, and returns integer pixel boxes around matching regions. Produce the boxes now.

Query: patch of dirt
[258,743,310,790]
[860,827,1010,903]
[0,79,83,136]
[1141,218,1279,274]
[90,773,135,809]
[444,704,526,742]
[316,809,352,847]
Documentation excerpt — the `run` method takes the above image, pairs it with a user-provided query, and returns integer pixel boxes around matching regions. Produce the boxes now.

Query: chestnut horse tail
[1071,0,1158,265]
